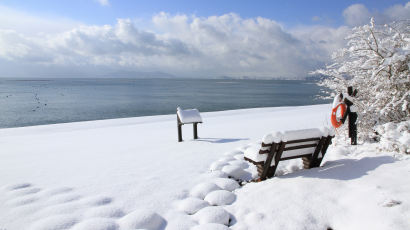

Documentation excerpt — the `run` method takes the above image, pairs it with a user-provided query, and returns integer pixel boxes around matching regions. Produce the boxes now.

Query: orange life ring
[331,103,347,128]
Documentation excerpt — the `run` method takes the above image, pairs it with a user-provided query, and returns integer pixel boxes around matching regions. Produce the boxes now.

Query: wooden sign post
[341,86,358,145]
[177,107,203,142]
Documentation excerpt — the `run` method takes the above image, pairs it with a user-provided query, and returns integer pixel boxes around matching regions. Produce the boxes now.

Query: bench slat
[281,153,312,161]
[283,143,318,151]
[286,137,321,144]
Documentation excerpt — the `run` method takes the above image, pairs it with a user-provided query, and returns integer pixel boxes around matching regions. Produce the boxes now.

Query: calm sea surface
[0,78,330,128]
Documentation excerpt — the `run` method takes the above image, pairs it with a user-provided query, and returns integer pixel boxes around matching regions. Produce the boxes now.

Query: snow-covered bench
[177,107,203,142]
[244,128,334,180]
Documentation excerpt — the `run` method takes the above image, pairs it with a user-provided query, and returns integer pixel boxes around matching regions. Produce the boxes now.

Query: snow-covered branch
[312,19,410,137]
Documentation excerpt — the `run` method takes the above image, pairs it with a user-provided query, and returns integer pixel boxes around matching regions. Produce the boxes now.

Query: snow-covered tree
[314,18,410,137]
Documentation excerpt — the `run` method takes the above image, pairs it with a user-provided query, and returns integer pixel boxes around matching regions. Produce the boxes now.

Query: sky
[0,0,409,79]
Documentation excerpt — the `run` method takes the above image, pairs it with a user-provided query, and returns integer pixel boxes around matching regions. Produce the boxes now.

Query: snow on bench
[244,127,335,180]
[177,107,203,142]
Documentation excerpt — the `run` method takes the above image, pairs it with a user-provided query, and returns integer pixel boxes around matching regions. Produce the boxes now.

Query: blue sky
[1,0,407,27]
[0,0,409,78]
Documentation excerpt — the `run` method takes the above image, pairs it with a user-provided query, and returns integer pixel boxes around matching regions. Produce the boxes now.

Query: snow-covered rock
[118,209,165,230]
[165,211,197,230]
[210,161,229,171]
[177,197,209,215]
[194,206,230,225]
[191,223,231,230]
[227,160,248,169]
[204,190,236,206]
[212,178,240,192]
[221,165,246,179]
[190,182,221,199]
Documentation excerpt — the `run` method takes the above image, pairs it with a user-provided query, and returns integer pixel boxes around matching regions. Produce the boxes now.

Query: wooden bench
[244,128,334,180]
[177,107,203,142]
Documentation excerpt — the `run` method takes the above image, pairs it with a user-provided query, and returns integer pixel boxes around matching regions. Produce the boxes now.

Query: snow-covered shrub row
[375,120,410,154]
[313,18,409,138]
[171,149,255,229]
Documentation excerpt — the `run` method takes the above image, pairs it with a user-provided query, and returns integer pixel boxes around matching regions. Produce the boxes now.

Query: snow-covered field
[1,104,409,230]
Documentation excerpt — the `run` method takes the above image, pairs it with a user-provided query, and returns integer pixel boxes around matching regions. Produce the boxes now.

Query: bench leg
[311,136,333,168]
[260,142,285,180]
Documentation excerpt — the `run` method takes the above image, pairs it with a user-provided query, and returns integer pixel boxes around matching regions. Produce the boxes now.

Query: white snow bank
[177,107,202,123]
[0,104,365,229]
[228,140,410,230]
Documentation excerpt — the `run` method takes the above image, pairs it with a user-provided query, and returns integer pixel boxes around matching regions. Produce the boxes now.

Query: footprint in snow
[382,199,402,207]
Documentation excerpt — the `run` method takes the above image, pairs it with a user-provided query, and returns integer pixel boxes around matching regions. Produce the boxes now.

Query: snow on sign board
[177,107,202,124]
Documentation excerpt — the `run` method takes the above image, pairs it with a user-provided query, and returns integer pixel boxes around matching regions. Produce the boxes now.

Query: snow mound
[71,218,119,230]
[84,206,125,218]
[190,182,221,199]
[191,223,231,230]
[206,171,228,178]
[177,197,209,215]
[233,154,244,160]
[227,160,248,169]
[194,206,230,225]
[204,190,236,206]
[210,161,229,171]
[212,178,239,191]
[29,215,78,230]
[165,211,197,230]
[118,209,165,230]
[221,165,246,179]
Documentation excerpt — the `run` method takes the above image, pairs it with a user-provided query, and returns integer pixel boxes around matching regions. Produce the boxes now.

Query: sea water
[0,78,330,128]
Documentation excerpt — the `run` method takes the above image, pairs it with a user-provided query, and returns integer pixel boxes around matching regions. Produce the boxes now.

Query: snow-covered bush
[314,19,410,136]
[375,120,410,154]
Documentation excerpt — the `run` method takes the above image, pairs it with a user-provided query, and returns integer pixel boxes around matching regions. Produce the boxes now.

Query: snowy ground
[1,104,409,230]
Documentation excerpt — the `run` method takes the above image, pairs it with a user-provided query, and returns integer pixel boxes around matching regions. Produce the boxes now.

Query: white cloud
[343,2,410,26]
[1,12,347,79]
[96,0,110,7]
[1,2,407,79]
